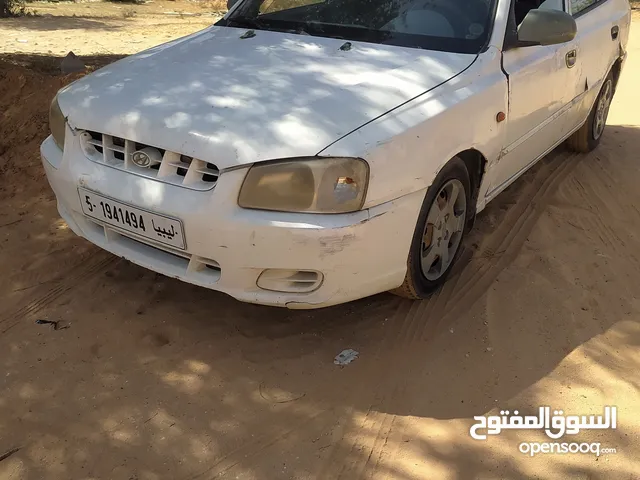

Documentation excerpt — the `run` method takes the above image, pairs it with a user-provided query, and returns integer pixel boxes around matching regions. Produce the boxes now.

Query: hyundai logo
[132,151,151,168]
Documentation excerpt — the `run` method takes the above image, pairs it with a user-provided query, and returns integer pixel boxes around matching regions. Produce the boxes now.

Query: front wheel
[567,71,615,153]
[392,157,470,299]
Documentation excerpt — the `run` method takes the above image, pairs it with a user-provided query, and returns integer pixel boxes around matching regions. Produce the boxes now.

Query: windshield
[218,0,496,54]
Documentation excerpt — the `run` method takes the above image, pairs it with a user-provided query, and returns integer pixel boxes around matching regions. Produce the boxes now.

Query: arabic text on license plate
[78,188,185,249]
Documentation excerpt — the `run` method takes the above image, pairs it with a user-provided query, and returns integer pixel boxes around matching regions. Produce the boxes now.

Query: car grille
[71,207,222,285]
[79,130,220,191]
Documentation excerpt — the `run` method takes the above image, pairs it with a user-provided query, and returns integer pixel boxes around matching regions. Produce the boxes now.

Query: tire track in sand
[0,253,116,334]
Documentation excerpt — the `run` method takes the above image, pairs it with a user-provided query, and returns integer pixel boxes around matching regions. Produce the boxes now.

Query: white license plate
[78,188,186,250]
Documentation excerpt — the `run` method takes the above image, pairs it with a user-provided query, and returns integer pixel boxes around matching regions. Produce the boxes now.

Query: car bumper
[41,134,423,308]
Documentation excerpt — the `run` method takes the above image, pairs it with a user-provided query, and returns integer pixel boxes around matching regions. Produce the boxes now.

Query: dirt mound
[0,60,82,199]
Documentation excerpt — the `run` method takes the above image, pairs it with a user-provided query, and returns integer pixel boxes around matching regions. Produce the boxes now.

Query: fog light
[257,269,323,293]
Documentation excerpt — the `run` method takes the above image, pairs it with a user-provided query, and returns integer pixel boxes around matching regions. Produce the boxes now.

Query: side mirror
[518,9,577,46]
[227,0,240,10]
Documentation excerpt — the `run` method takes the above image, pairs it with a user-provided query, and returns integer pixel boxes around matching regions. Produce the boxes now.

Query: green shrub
[0,0,27,17]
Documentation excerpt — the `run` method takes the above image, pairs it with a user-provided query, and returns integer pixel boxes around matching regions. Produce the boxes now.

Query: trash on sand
[35,319,69,331]
[334,349,359,366]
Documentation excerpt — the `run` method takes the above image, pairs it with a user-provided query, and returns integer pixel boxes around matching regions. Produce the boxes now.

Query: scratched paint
[318,234,357,256]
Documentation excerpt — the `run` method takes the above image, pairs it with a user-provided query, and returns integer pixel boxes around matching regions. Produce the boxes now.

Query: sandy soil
[0,0,222,57]
[1,5,640,480]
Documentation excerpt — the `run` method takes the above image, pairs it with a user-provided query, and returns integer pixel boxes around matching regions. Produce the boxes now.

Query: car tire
[392,157,471,300]
[567,71,615,153]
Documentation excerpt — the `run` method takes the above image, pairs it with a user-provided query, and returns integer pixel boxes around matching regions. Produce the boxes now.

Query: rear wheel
[392,157,470,299]
[567,72,614,153]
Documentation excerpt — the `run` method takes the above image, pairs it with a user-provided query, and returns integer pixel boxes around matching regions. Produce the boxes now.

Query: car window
[219,0,498,54]
[514,0,565,26]
[538,0,564,11]
[570,0,599,15]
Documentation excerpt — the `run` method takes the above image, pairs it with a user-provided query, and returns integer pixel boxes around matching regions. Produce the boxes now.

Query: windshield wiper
[225,17,266,30]
[288,22,338,39]
[225,17,323,38]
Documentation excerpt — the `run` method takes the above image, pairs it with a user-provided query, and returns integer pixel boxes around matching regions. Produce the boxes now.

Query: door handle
[566,49,577,68]
[611,25,619,40]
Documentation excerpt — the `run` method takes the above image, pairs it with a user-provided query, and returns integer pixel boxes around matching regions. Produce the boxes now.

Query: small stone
[60,51,86,74]
[486,347,493,352]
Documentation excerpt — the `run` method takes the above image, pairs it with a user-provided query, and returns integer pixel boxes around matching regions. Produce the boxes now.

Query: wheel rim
[421,179,467,281]
[593,79,613,140]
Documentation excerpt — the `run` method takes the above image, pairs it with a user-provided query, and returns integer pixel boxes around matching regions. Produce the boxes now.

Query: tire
[567,71,615,153]
[392,157,471,299]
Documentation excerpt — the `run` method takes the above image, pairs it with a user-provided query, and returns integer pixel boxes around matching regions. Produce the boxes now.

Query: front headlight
[238,157,369,214]
[49,94,66,150]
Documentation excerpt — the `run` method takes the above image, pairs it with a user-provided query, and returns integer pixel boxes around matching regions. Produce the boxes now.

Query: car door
[565,0,630,132]
[487,0,581,196]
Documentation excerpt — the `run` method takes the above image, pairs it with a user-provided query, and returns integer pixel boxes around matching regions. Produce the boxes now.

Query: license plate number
[78,188,185,250]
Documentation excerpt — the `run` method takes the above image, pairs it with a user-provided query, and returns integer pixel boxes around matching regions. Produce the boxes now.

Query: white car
[42,0,630,308]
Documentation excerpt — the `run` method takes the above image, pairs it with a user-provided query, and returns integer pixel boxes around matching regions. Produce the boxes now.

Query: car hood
[59,26,475,169]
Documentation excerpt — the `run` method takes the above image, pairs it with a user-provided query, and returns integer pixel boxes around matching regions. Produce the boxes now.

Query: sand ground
[0,0,222,57]
[0,3,639,479]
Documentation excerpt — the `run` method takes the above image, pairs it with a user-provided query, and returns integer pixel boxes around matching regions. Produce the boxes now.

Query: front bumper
[41,134,424,308]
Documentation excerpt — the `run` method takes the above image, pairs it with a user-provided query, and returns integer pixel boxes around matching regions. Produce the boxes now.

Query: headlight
[238,157,369,213]
[49,94,66,150]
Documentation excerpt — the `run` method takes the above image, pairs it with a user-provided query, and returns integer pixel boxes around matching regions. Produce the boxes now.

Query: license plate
[78,188,186,250]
